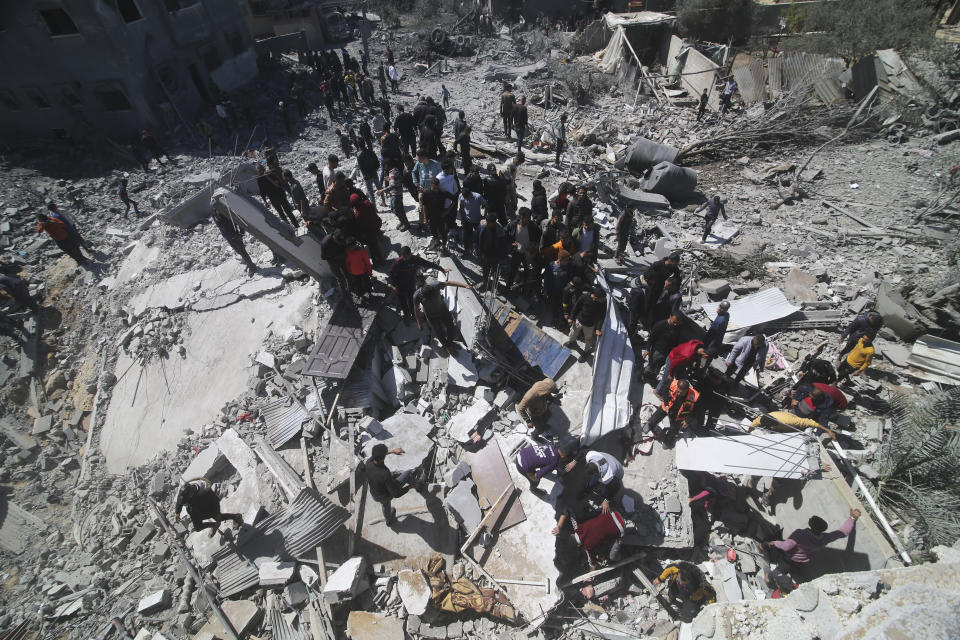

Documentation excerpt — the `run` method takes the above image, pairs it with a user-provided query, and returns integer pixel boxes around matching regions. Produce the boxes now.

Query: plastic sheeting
[641,161,698,200]
[602,11,675,29]
[615,137,679,173]
[596,25,626,74]
[580,269,635,446]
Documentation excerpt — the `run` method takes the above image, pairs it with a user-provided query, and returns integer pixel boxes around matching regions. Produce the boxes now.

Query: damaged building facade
[0,0,257,140]
[242,0,358,49]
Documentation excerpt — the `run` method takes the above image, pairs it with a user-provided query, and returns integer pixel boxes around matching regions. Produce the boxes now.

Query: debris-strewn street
[1,2,960,639]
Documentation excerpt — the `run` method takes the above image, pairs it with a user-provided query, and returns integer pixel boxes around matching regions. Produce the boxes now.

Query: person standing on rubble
[174,478,243,538]
[500,84,516,137]
[647,275,683,329]
[345,238,373,298]
[554,113,567,167]
[504,208,541,295]
[387,63,400,93]
[456,124,473,174]
[283,170,310,221]
[441,84,451,109]
[363,443,422,528]
[210,204,258,277]
[413,276,473,351]
[613,204,635,265]
[502,152,524,218]
[320,227,349,291]
[377,160,411,232]
[389,246,444,322]
[421,178,451,254]
[413,150,443,232]
[725,333,769,386]
[118,178,140,218]
[545,250,573,325]
[256,165,298,227]
[477,214,508,292]
[483,164,509,225]
[394,105,418,157]
[513,96,529,155]
[36,212,89,266]
[696,88,709,121]
[324,172,350,212]
[720,78,738,114]
[46,203,94,253]
[702,300,730,355]
[557,276,584,332]
[836,334,875,383]
[695,195,727,244]
[458,187,486,258]
[350,193,384,265]
[643,252,682,308]
[564,187,593,229]
[836,310,883,364]
[565,285,606,358]
[357,143,382,209]
[643,312,685,382]
[517,377,558,435]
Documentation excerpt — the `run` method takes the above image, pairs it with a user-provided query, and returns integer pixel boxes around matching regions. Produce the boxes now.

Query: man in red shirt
[36,213,88,265]
[655,339,708,397]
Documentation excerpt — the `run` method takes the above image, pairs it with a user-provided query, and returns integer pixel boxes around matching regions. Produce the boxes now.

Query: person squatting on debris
[516,377,557,435]
[837,310,883,363]
[695,195,727,244]
[174,478,242,538]
[413,277,472,351]
[645,379,700,444]
[654,562,717,609]
[836,334,875,382]
[515,439,578,492]
[363,443,421,528]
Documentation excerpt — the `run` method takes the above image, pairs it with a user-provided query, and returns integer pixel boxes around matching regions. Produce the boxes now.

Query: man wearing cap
[566,285,607,356]
[363,443,421,527]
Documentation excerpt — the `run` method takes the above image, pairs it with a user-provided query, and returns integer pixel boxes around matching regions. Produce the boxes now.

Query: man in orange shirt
[36,213,88,265]
[645,379,699,444]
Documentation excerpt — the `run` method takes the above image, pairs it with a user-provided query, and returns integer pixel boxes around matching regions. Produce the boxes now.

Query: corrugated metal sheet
[339,367,375,410]
[0,498,45,555]
[489,300,572,379]
[266,592,307,640]
[213,488,350,598]
[702,288,800,332]
[907,334,960,384]
[767,55,783,99]
[303,299,379,379]
[813,75,846,105]
[732,58,766,106]
[581,271,635,446]
[262,397,309,449]
[781,52,844,94]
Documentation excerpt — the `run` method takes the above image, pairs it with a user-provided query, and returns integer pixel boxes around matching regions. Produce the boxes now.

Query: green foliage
[783,5,809,33]
[791,0,937,64]
[676,0,754,43]
[874,390,960,548]
[378,4,400,29]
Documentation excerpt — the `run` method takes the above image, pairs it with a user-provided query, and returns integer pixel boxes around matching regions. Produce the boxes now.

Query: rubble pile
[2,6,960,640]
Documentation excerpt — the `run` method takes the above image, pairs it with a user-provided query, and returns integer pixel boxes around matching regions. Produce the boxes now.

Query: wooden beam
[459,484,515,554]
[301,437,315,490]
[558,553,645,588]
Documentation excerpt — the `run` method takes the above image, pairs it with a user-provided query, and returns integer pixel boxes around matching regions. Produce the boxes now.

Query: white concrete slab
[99,287,313,473]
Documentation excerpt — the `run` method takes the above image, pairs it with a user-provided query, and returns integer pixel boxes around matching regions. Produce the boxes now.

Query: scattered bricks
[137,589,171,615]
[323,556,367,603]
[259,561,296,587]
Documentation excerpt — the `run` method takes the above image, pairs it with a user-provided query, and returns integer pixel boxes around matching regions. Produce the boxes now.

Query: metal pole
[147,498,240,640]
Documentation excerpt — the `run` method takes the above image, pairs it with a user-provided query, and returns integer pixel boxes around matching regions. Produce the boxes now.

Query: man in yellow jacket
[836,335,874,383]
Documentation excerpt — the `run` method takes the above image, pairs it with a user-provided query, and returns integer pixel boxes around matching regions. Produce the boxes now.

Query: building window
[95,88,132,111]
[229,33,246,56]
[60,85,83,108]
[0,90,20,111]
[25,88,50,109]
[202,47,221,71]
[39,8,80,36]
[117,0,144,23]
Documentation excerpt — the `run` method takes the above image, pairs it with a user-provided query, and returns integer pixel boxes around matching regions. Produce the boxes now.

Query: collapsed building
[1,4,960,640]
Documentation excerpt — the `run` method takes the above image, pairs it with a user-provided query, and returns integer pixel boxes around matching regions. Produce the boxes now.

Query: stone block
[130,523,157,548]
[699,279,731,298]
[284,581,309,608]
[444,460,471,488]
[474,386,494,403]
[445,478,482,532]
[196,599,263,638]
[137,589,171,615]
[397,569,431,616]
[32,414,54,436]
[181,445,228,481]
[323,556,366,603]
[259,561,296,587]
[358,415,384,435]
[346,611,406,640]
[493,389,515,410]
[446,399,493,443]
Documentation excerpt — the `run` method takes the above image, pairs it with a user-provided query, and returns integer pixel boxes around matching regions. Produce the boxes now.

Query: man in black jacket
[513,95,528,155]
[389,246,444,321]
[565,285,607,356]
[394,105,418,157]
[504,208,542,294]
[564,187,593,229]
[483,165,508,226]
[357,143,381,209]
[363,443,421,527]
[320,228,348,290]
[644,252,681,303]
[644,313,684,381]
[257,165,298,227]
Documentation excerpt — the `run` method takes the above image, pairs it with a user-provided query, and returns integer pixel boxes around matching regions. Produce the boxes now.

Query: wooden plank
[303,299,380,379]
[459,485,516,554]
[558,553,644,588]
[301,437,315,490]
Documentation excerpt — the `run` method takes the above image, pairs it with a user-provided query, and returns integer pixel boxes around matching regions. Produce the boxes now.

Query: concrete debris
[323,557,367,603]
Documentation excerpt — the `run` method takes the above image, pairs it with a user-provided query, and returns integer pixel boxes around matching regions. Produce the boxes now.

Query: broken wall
[666,36,720,111]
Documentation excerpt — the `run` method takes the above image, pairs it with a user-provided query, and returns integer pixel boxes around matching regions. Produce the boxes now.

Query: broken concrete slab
[785,269,820,303]
[397,569,431,616]
[323,556,367,603]
[137,589,171,615]
[360,412,434,473]
[259,561,296,587]
[446,398,493,443]
[699,279,731,299]
[445,477,483,533]
[447,347,478,387]
[181,444,228,481]
[196,599,264,639]
[876,281,925,341]
[346,611,405,640]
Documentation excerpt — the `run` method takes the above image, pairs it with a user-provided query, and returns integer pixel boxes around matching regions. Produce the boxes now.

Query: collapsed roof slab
[213,187,333,283]
[163,163,260,228]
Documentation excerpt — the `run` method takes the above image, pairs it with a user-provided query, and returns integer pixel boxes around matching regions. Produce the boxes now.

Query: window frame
[39,7,80,37]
